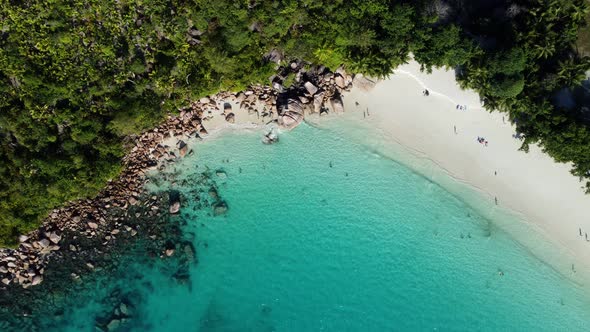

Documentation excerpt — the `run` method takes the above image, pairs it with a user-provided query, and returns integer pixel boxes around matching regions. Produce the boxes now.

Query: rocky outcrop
[0,56,367,289]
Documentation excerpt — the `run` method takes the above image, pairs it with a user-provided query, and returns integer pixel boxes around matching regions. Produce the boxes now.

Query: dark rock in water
[169,201,181,214]
[208,187,218,200]
[119,303,129,316]
[213,201,228,216]
[178,140,188,157]
[261,304,272,315]
[106,319,121,331]
[168,190,181,214]
[183,242,196,262]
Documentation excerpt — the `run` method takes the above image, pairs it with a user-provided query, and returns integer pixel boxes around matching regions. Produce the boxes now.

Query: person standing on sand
[454,125,457,134]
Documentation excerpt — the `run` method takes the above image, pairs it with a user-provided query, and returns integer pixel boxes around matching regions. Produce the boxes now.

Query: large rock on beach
[304,82,318,96]
[225,112,235,123]
[49,232,61,244]
[313,92,325,113]
[330,94,345,114]
[335,75,346,89]
[353,74,376,91]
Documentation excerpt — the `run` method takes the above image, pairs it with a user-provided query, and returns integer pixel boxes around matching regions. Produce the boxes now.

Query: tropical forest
[1,0,589,246]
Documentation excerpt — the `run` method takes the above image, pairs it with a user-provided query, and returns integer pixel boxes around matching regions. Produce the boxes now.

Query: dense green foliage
[1,0,589,246]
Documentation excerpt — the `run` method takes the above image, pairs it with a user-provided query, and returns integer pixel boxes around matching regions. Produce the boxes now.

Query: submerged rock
[208,187,218,200]
[215,170,227,179]
[169,201,181,214]
[106,319,120,331]
[213,201,228,216]
[119,303,129,316]
[262,128,279,145]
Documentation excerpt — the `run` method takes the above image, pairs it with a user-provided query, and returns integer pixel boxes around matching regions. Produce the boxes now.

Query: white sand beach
[189,60,590,284]
[336,61,590,283]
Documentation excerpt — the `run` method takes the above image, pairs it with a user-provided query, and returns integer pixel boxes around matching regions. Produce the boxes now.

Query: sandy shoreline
[3,58,589,292]
[177,61,590,284]
[332,61,590,284]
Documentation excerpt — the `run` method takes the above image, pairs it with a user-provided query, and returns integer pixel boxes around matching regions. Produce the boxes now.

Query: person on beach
[456,105,460,109]
[580,228,582,236]
[454,125,457,134]
[485,141,488,147]
[495,197,498,205]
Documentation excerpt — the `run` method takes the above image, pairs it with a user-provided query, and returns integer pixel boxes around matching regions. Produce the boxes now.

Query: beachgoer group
[456,104,467,111]
[477,136,488,146]
[422,89,429,96]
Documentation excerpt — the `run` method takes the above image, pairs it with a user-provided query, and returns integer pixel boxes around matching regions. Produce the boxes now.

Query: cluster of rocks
[95,301,134,332]
[0,58,372,290]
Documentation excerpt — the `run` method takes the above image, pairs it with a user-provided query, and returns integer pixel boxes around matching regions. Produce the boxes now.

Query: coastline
[2,58,590,297]
[0,61,352,291]
[322,61,590,284]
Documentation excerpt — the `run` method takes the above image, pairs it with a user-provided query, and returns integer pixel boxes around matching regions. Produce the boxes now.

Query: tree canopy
[1,0,589,245]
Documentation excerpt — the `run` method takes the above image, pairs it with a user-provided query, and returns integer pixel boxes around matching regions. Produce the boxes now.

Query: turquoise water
[58,123,590,330]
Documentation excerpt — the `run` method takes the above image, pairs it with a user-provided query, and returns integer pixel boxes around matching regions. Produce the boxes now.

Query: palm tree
[534,42,555,59]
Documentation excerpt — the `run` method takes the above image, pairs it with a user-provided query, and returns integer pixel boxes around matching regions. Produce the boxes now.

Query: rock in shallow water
[106,319,120,331]
[169,201,181,214]
[119,303,129,316]
[213,201,228,216]
[31,275,43,286]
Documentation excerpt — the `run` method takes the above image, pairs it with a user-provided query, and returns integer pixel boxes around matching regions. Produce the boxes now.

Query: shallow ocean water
[58,122,590,331]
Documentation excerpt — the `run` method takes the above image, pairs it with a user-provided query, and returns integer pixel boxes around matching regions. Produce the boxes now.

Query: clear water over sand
[56,122,590,331]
